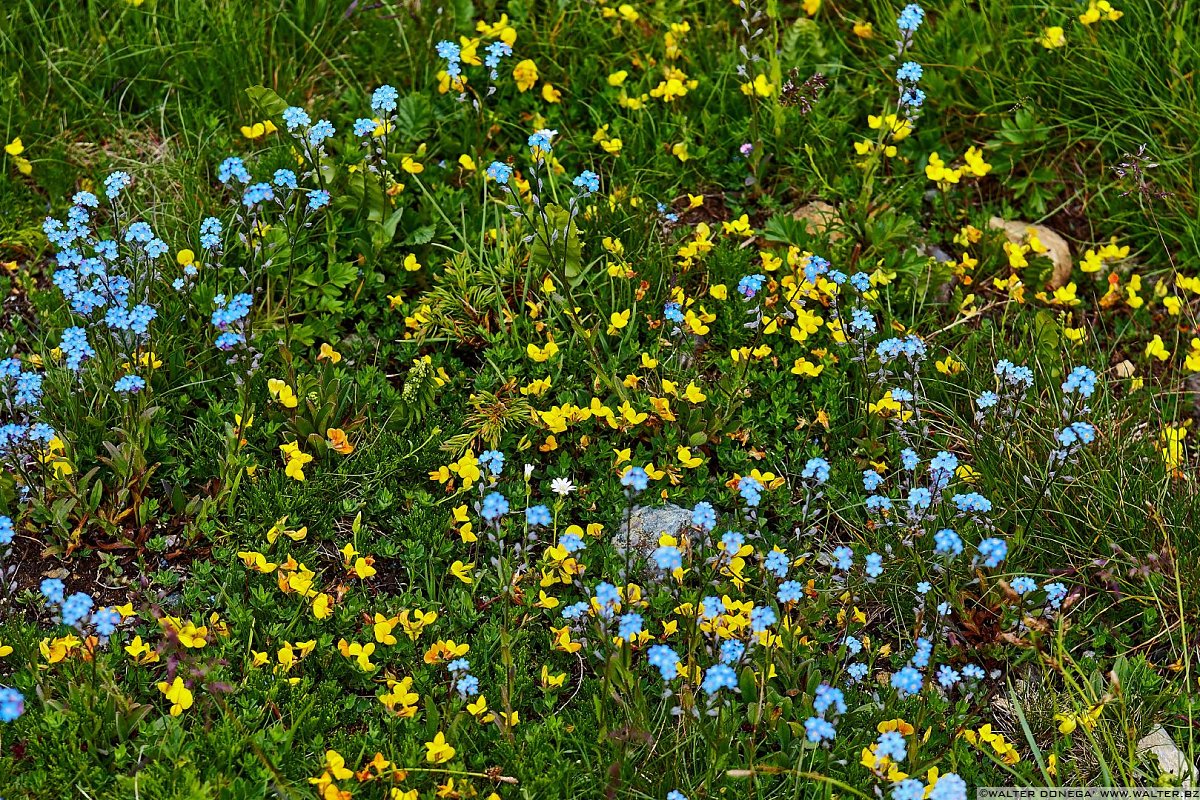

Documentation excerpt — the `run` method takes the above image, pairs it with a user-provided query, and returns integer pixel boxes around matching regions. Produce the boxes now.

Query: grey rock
[1137,726,1194,785]
[618,504,692,560]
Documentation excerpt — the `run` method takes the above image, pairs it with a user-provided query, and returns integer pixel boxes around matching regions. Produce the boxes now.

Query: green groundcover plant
[0,0,1198,798]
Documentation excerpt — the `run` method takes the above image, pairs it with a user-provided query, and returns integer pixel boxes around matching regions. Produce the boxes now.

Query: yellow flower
[240,120,277,139]
[450,560,475,584]
[791,357,824,378]
[1145,335,1170,361]
[162,616,209,648]
[238,550,278,573]
[962,146,992,177]
[936,356,963,375]
[925,152,962,186]
[671,142,690,162]
[1080,0,1122,24]
[425,731,455,763]
[1038,26,1066,48]
[722,214,752,236]
[476,15,517,46]
[513,59,539,92]
[527,340,560,362]
[157,676,194,716]
[124,635,159,664]
[266,379,298,408]
[607,70,628,86]
[312,593,333,619]
[379,675,419,717]
[280,443,313,481]
[608,309,631,334]
[1161,427,1187,475]
[5,138,32,175]
[600,137,623,155]
[853,21,873,38]
[541,83,562,103]
[740,73,775,98]
[467,695,489,718]
[424,638,469,664]
[677,446,703,468]
[311,750,355,784]
[337,639,377,671]
[373,614,400,645]
[540,665,567,689]
[317,342,341,364]
[399,609,437,640]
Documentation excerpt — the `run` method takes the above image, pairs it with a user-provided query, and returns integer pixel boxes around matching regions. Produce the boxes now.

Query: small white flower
[551,477,576,496]
[524,463,535,480]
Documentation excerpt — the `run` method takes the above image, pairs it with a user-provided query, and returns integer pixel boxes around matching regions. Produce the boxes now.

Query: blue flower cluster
[481,491,509,521]
[436,40,462,80]
[737,273,766,299]
[0,686,23,723]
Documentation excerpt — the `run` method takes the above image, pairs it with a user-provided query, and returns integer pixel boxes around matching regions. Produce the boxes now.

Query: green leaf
[244,85,290,119]
[402,224,436,247]
[738,666,759,703]
[529,204,584,286]
[327,261,359,289]
[393,94,433,145]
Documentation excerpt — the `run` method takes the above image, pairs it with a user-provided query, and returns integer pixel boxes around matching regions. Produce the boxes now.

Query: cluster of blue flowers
[114,375,146,394]
[572,170,600,194]
[738,476,762,507]
[804,683,845,743]
[527,130,554,153]
[621,466,649,493]
[436,40,463,80]
[526,504,551,526]
[478,449,505,476]
[39,578,120,640]
[211,293,253,351]
[481,491,510,521]
[896,60,925,110]
[483,41,513,81]
[447,658,480,699]
[486,161,514,184]
[0,686,23,723]
[737,273,766,299]
[897,3,925,33]
[1,358,43,413]
[1012,575,1070,611]
[891,3,927,123]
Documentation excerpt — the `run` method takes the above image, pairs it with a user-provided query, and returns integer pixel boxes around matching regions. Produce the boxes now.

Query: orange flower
[327,428,354,455]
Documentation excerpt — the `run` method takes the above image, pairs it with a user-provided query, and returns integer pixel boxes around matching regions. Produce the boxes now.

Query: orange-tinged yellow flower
[317,342,341,363]
[326,428,354,455]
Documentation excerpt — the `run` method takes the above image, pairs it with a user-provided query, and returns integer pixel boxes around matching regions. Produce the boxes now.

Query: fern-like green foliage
[412,253,516,346]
